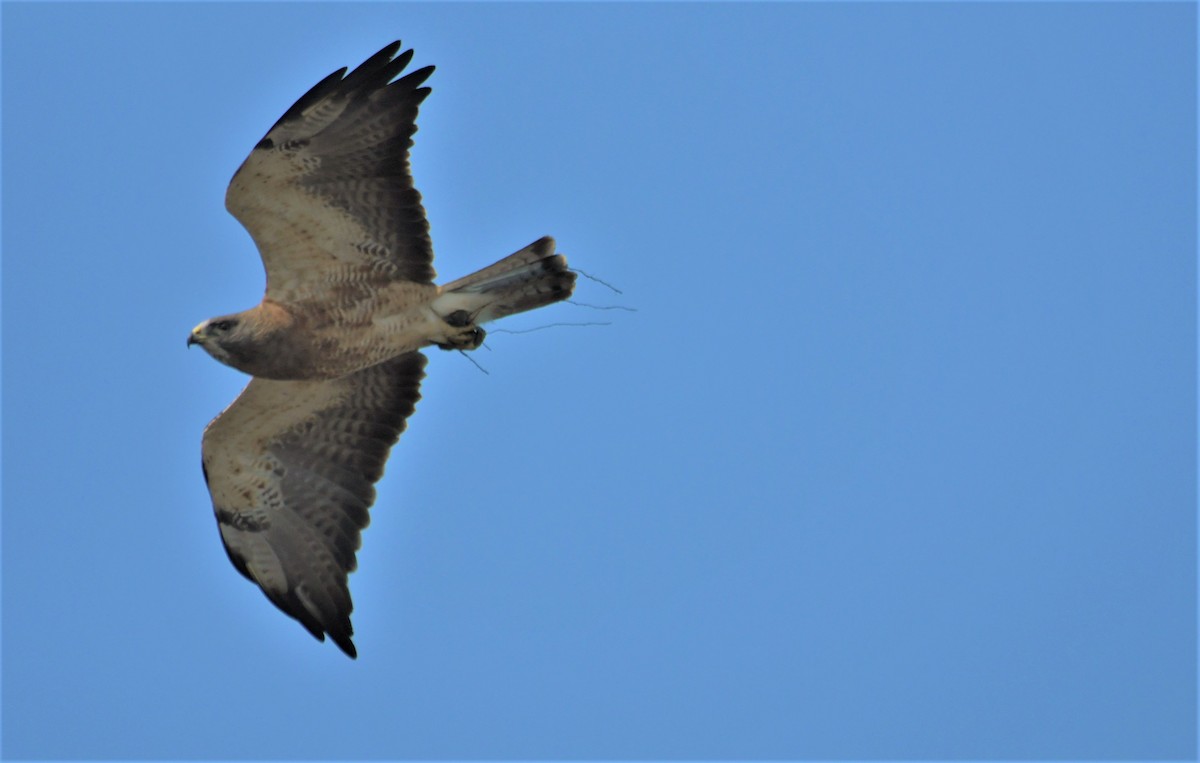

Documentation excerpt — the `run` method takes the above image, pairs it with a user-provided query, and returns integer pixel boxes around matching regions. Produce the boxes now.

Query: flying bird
[189,41,575,658]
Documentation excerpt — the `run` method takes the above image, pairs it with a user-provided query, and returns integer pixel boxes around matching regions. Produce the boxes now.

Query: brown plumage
[190,41,575,658]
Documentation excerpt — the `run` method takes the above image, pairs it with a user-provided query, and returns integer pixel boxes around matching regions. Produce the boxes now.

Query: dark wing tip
[257,41,429,141]
[311,610,357,658]
[268,67,347,131]
[263,585,358,658]
[395,64,435,93]
[361,40,405,71]
[332,632,359,659]
[343,40,408,92]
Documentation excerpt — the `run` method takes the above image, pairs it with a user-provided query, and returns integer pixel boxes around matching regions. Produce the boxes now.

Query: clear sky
[2,2,1195,760]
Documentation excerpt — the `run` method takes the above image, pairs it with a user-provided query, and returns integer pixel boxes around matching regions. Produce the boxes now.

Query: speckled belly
[298,281,443,379]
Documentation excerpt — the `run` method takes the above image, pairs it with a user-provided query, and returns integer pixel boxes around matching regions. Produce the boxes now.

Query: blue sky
[2,2,1195,759]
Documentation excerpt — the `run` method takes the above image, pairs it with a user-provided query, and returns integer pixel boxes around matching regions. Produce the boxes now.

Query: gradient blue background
[2,2,1195,759]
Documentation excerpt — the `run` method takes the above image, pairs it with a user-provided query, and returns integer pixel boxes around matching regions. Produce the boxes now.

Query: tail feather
[436,237,576,324]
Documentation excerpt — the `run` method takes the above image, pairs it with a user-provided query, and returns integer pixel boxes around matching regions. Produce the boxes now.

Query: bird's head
[188,316,246,367]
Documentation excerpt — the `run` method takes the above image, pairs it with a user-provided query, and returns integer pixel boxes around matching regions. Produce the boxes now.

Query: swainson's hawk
[189,41,575,657]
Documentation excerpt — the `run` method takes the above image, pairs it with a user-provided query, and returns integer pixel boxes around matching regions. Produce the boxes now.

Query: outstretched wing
[226,42,436,302]
[200,352,427,657]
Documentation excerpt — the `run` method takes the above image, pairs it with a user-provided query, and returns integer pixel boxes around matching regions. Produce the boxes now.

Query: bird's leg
[435,310,486,351]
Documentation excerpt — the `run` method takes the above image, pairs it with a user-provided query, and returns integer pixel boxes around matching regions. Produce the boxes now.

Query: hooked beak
[187,326,204,348]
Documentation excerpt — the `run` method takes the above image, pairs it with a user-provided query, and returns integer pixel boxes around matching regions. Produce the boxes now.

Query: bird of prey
[188,41,575,658]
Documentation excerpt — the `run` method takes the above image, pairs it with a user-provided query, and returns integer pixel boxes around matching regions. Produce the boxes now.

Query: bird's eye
[211,320,235,332]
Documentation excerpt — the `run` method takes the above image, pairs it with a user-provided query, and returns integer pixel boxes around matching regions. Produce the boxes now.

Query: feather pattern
[195,42,578,657]
[225,41,436,301]
[201,352,427,657]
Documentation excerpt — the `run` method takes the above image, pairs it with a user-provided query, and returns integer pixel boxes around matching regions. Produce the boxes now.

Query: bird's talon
[435,325,485,351]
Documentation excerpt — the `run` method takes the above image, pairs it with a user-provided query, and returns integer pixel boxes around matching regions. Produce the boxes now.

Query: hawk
[189,41,575,658]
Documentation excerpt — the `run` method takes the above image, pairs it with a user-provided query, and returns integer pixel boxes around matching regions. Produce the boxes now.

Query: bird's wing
[200,352,427,657]
[225,42,435,302]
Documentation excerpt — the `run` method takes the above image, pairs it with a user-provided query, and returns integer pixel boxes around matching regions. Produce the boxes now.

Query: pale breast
[291,280,442,379]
